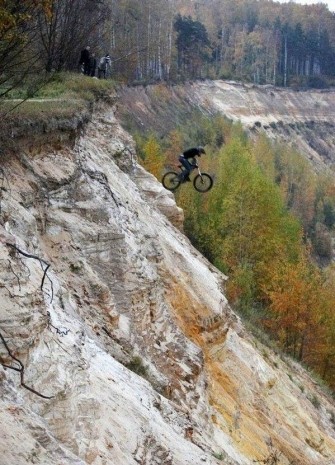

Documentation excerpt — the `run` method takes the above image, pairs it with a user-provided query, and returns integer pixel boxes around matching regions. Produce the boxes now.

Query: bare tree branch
[47,312,70,337]
[0,330,53,399]
[7,259,21,290]
[5,243,53,302]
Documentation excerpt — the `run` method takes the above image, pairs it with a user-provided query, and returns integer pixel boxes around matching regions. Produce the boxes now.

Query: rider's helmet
[197,146,206,156]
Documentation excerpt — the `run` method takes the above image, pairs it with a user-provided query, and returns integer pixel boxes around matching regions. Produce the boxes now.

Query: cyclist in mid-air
[162,145,212,193]
[179,146,206,182]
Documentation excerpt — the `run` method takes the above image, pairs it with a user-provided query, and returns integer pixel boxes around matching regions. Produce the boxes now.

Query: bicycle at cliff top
[162,161,213,193]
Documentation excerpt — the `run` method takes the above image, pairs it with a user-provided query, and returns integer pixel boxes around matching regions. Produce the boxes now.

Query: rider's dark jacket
[182,147,202,159]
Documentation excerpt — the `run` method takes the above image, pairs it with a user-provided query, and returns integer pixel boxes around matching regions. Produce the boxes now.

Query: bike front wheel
[193,173,213,192]
[162,171,181,191]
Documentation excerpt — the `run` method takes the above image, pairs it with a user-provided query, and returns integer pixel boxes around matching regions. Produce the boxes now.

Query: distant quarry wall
[116,80,335,171]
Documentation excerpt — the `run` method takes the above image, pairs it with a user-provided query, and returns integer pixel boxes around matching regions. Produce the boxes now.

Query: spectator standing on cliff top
[79,46,90,75]
[98,53,111,79]
[89,53,97,77]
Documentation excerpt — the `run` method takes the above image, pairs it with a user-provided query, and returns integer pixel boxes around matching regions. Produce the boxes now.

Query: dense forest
[1,0,335,92]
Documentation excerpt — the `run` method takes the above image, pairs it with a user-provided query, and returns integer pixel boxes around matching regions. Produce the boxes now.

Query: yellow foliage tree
[264,253,326,362]
[251,133,276,182]
[164,129,184,168]
[142,134,164,179]
[0,0,51,98]
[276,146,316,233]
[209,140,301,295]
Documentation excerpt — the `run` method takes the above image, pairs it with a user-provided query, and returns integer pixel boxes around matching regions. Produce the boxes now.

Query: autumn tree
[316,267,335,387]
[141,133,164,180]
[216,141,301,304]
[0,0,49,97]
[264,253,325,360]
[164,129,184,168]
[251,134,276,182]
[3,0,334,87]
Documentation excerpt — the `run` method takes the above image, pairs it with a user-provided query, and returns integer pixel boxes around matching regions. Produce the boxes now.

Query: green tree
[202,138,301,307]
[174,14,210,78]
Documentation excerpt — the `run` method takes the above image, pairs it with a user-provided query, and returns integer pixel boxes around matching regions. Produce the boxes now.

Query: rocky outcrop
[0,99,335,465]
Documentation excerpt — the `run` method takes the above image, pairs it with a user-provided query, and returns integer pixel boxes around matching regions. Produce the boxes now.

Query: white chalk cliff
[1,94,335,465]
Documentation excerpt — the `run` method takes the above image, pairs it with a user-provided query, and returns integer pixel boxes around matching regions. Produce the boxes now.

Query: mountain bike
[162,162,213,193]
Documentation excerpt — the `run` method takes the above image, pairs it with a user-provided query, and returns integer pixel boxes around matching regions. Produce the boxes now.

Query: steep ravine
[0,97,335,465]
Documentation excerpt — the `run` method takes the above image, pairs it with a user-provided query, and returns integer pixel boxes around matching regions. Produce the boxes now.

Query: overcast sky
[276,0,335,11]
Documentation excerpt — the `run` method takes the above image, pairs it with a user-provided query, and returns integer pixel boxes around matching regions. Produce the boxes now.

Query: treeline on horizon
[133,112,335,391]
[1,0,335,96]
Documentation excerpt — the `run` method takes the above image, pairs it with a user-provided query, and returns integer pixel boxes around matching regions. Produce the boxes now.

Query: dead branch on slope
[5,243,53,302]
[47,311,70,337]
[0,330,53,399]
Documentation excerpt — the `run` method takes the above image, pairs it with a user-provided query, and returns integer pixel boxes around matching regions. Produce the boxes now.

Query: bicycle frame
[194,165,202,178]
[179,162,201,178]
[189,163,204,180]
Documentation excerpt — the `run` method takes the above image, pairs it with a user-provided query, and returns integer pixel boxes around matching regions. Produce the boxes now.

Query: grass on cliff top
[0,72,115,119]
[0,98,88,120]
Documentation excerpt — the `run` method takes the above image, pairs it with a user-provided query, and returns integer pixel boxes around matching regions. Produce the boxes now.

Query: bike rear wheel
[193,173,213,192]
[162,171,181,191]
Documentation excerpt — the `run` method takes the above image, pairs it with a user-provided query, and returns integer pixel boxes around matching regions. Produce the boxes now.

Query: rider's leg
[178,156,193,181]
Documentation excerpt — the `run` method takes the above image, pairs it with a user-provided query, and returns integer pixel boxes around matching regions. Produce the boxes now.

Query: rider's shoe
[185,176,191,182]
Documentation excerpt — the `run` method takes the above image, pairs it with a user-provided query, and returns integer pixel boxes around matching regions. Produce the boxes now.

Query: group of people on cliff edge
[79,46,111,79]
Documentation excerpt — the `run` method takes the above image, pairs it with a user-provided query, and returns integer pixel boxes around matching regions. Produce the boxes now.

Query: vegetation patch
[212,451,226,461]
[0,73,116,153]
[1,72,115,108]
[125,356,148,378]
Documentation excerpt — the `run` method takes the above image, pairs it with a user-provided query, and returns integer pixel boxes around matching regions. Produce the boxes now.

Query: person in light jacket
[98,53,111,79]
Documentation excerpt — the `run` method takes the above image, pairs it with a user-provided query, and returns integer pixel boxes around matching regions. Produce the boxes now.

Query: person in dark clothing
[178,146,206,182]
[79,46,90,75]
[89,53,97,77]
